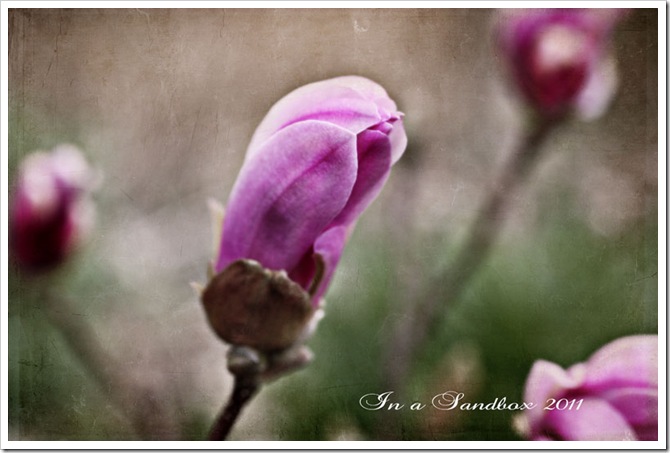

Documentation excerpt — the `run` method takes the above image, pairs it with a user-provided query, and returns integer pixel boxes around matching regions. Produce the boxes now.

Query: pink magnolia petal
[582,335,658,392]
[601,387,658,439]
[574,54,619,120]
[332,75,400,114]
[217,120,357,273]
[286,250,319,295]
[246,78,386,159]
[544,397,637,440]
[389,117,408,165]
[310,225,349,305]
[523,360,585,436]
[330,129,393,228]
[285,226,349,306]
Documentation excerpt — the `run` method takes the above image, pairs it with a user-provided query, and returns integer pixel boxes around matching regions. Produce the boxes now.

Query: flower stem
[208,374,260,440]
[385,116,558,392]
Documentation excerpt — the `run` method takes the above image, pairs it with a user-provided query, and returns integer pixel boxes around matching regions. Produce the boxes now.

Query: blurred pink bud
[215,76,407,306]
[496,8,627,119]
[10,145,97,272]
[517,335,658,441]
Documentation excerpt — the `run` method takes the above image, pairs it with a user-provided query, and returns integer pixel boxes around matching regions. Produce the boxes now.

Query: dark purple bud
[496,9,626,119]
[10,145,96,273]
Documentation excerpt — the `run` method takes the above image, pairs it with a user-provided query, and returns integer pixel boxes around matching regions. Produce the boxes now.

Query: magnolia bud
[214,76,407,307]
[10,145,96,272]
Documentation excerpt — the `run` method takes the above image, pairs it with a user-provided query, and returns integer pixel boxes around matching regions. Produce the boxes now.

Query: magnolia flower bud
[516,335,658,441]
[10,145,97,272]
[201,76,406,353]
[496,8,627,120]
[215,75,407,305]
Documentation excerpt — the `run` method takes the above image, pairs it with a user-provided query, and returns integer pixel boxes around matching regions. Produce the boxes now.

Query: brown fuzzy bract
[202,259,315,352]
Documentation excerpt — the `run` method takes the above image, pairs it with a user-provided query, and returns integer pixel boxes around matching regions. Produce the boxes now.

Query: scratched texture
[8,8,658,440]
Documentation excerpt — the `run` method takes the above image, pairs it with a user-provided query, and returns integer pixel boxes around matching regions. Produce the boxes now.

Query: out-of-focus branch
[384,116,558,393]
[44,291,178,440]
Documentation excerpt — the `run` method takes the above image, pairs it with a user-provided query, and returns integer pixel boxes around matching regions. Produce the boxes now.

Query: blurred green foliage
[8,259,134,439]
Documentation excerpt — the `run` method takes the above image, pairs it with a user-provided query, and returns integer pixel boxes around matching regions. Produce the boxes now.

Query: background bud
[517,335,658,441]
[10,145,97,272]
[496,8,626,119]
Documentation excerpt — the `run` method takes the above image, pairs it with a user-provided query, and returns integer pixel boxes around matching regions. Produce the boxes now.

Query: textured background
[8,8,658,440]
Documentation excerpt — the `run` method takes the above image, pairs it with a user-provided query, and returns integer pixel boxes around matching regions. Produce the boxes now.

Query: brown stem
[208,374,260,440]
[43,292,177,440]
[385,116,558,393]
